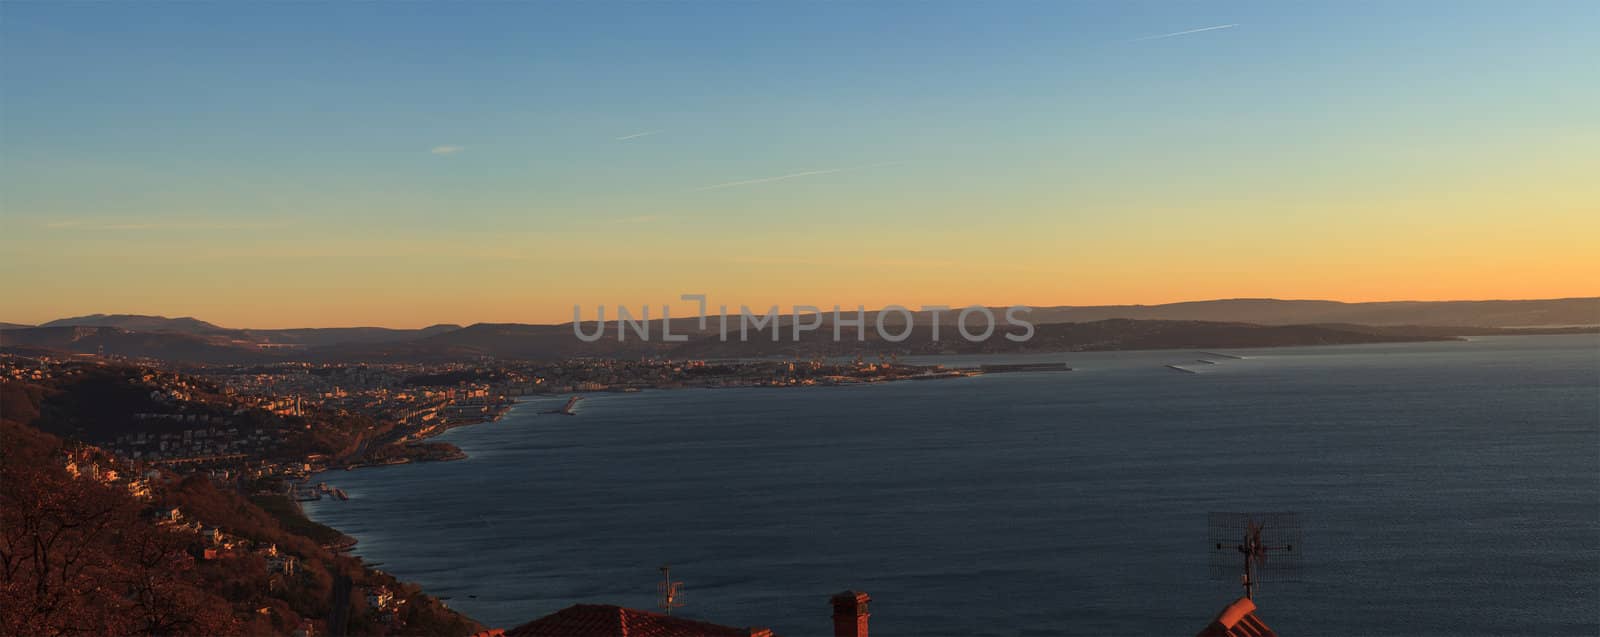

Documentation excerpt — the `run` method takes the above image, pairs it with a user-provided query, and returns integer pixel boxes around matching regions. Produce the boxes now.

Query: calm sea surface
[305,335,1599,636]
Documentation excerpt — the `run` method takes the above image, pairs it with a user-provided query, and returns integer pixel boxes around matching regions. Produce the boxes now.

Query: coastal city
[5,351,977,466]
[0,350,985,636]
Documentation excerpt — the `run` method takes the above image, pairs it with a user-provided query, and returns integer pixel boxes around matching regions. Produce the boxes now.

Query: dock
[541,395,584,415]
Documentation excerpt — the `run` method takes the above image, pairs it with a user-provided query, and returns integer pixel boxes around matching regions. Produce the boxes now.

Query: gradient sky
[2,1,1596,328]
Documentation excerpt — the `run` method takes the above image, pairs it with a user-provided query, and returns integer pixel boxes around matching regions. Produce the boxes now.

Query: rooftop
[505,604,774,637]
[1195,597,1278,637]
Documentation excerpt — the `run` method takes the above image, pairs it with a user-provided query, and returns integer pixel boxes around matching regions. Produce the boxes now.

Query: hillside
[4,298,1594,364]
[0,326,281,364]
[0,322,467,364]
[303,319,1487,361]
[6,318,1582,364]
[39,314,229,333]
[21,314,463,347]
[564,297,1599,332]
[665,319,1467,358]
[241,324,463,347]
[0,419,483,636]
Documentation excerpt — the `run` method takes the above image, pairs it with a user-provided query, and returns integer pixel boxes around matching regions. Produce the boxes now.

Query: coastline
[284,351,1156,629]
[284,335,1598,634]
[334,399,518,472]
[329,365,990,475]
[291,337,1456,539]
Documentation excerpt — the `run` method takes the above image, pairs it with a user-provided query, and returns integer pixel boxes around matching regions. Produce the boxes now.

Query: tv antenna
[656,564,685,615]
[1208,512,1302,599]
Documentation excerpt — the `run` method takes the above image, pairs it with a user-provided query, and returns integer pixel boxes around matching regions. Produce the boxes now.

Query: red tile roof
[1196,597,1278,637]
[505,604,774,637]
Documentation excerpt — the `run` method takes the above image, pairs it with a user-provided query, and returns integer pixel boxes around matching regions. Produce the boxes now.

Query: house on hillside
[266,554,297,576]
[152,506,183,525]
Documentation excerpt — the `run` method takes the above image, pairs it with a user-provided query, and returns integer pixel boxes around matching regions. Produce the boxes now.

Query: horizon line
[3,295,1595,331]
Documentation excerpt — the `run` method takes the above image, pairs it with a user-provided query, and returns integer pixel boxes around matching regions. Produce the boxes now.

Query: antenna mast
[1208,512,1302,599]
[657,564,685,615]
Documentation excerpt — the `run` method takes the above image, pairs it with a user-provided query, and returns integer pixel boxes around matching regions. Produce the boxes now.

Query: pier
[542,395,584,415]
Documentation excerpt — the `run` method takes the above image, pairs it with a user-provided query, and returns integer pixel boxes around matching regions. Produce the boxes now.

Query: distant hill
[309,323,656,363]
[0,322,33,330]
[39,313,228,334]
[665,319,1469,358]
[240,323,462,347]
[0,326,279,364]
[6,298,1593,364]
[307,319,1525,362]
[0,323,467,364]
[29,314,462,346]
[24,297,1595,337]
[566,297,1599,333]
[6,318,1590,364]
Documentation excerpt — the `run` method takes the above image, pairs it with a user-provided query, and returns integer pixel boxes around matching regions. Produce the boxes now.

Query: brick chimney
[830,590,870,637]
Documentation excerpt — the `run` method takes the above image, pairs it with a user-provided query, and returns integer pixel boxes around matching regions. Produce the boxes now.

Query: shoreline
[293,337,1453,526]
[334,400,518,471]
[294,332,1593,630]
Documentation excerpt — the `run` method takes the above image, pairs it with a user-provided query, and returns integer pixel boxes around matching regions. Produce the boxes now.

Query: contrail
[614,130,660,141]
[1130,23,1237,42]
[689,161,903,192]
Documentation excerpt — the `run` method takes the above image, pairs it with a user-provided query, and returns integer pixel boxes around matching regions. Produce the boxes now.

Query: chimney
[830,590,870,637]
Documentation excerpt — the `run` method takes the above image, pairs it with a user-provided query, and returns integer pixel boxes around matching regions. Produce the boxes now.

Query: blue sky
[2,1,1596,326]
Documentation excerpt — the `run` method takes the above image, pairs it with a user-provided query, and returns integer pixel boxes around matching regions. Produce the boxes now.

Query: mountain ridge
[2,298,1594,364]
[9,297,1593,332]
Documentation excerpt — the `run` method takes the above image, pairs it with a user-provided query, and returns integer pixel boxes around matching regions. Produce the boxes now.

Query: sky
[2,1,1596,328]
